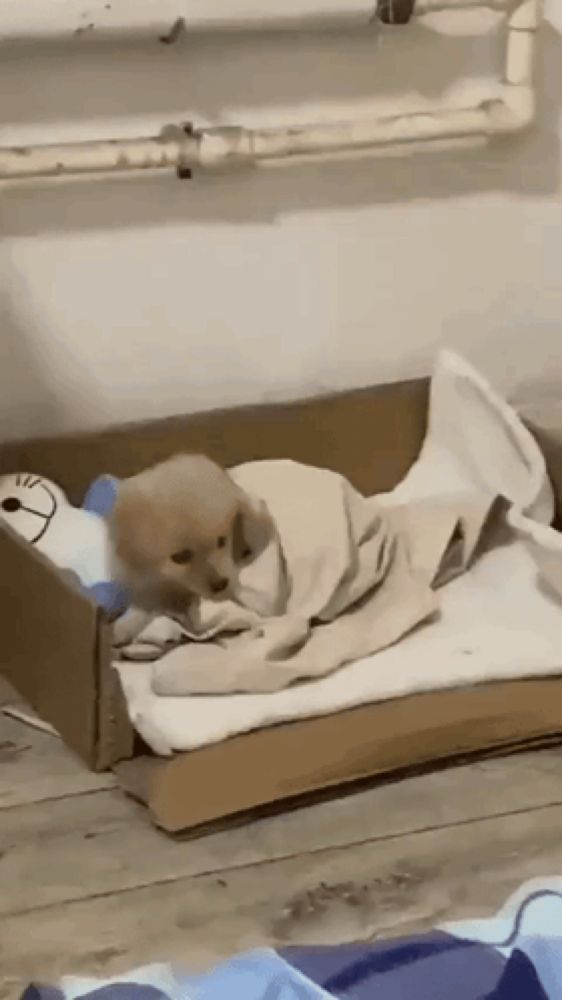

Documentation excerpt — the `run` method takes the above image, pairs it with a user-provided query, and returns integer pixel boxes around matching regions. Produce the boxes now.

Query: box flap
[0,524,100,766]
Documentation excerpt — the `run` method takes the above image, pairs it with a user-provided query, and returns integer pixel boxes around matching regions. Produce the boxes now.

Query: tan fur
[109,453,264,615]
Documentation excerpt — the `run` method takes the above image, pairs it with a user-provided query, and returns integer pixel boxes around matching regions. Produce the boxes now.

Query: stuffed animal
[0,472,128,618]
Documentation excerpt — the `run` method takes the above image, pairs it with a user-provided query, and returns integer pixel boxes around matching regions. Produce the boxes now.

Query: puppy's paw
[112,607,154,647]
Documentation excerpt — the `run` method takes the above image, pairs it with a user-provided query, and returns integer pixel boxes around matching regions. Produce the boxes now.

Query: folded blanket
[23,879,562,1000]
[119,456,498,696]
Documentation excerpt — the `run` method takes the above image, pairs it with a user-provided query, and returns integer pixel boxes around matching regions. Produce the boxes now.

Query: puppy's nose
[211,577,228,594]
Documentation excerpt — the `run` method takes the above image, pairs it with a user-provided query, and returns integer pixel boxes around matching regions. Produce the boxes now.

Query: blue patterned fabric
[22,881,562,1000]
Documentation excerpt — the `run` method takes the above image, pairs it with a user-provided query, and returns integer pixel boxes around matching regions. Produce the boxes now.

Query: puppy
[109,454,267,635]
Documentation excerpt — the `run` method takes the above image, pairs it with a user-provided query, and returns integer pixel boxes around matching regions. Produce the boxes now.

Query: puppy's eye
[217,536,226,549]
[171,548,192,565]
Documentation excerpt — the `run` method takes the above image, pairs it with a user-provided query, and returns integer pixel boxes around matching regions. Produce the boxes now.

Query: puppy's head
[110,454,267,610]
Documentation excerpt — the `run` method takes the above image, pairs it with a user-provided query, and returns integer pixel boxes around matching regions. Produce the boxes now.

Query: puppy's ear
[232,490,274,564]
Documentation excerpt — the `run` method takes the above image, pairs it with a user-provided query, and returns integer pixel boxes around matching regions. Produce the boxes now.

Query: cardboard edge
[0,377,429,504]
[115,677,562,834]
[95,615,136,770]
[118,735,562,840]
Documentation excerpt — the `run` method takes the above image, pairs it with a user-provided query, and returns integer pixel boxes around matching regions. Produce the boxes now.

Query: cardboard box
[2,377,562,833]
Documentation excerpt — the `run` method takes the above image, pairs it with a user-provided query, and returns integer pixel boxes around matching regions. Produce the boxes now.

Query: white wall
[0,2,561,440]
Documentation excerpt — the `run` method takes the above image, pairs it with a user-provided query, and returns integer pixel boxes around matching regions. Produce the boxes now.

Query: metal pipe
[0,0,540,182]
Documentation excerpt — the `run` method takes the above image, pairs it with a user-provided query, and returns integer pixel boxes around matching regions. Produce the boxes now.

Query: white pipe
[497,0,541,130]
[0,107,494,180]
[0,0,513,42]
[0,0,540,182]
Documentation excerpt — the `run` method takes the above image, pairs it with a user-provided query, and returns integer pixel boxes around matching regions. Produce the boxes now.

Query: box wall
[0,526,100,766]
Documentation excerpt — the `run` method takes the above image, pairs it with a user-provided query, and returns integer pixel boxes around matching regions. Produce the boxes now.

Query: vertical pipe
[377,0,417,23]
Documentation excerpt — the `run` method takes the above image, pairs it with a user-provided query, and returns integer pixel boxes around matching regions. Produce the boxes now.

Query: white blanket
[116,351,562,757]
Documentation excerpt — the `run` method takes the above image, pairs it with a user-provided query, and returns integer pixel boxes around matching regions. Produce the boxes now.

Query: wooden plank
[3,800,562,992]
[0,713,114,810]
[2,749,562,916]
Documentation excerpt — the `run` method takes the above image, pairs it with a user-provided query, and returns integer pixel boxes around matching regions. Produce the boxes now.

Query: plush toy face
[0,473,68,545]
[0,471,129,618]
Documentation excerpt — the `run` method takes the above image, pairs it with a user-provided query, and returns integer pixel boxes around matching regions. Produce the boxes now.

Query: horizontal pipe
[0,101,520,181]
[201,104,501,166]
[0,135,200,180]
[0,0,539,182]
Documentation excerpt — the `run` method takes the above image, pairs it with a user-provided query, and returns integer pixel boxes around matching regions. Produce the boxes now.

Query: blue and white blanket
[21,880,562,1000]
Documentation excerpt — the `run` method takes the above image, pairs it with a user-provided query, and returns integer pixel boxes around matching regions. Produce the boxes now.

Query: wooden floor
[3,677,562,999]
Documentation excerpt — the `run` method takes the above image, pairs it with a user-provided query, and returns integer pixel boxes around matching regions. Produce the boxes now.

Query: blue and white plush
[0,472,128,617]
